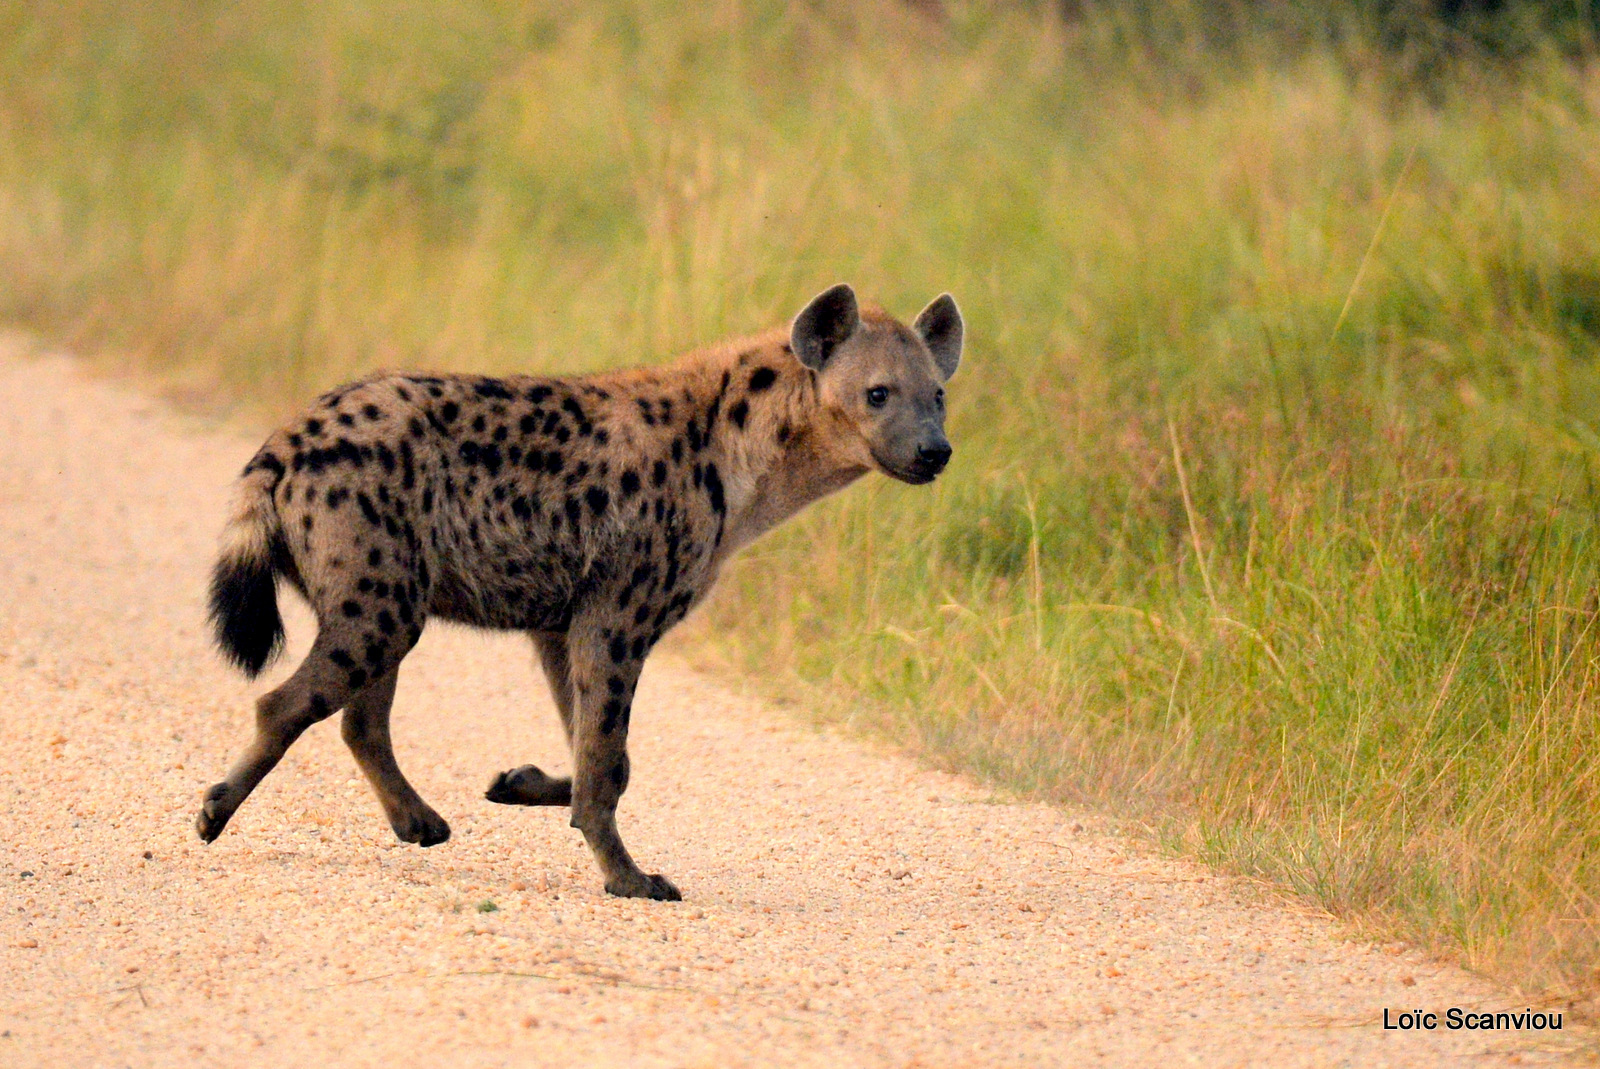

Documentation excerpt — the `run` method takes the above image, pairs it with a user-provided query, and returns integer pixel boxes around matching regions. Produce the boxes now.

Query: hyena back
[199,284,963,900]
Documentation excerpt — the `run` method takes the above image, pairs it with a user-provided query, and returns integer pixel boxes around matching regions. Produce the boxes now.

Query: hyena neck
[690,335,870,555]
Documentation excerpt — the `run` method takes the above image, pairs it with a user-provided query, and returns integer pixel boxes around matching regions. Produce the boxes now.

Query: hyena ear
[790,283,860,372]
[914,293,963,382]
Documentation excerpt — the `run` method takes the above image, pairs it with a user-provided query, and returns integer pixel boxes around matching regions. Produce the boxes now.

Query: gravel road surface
[0,346,1584,1066]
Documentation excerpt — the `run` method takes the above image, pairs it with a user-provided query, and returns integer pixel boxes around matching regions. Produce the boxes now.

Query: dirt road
[0,346,1582,1067]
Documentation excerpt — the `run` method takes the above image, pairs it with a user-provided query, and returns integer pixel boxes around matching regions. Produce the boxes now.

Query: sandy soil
[0,345,1586,1067]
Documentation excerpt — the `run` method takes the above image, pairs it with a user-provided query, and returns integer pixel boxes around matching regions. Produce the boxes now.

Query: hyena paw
[604,871,682,902]
[485,765,573,807]
[195,782,234,843]
[392,807,451,847]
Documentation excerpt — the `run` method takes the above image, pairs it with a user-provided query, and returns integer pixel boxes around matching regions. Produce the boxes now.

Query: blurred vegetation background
[6,0,1600,1007]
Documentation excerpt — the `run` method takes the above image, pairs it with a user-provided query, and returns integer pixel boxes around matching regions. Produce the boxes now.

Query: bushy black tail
[208,466,286,677]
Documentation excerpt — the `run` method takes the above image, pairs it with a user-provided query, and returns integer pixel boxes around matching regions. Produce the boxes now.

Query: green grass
[7,0,1600,1007]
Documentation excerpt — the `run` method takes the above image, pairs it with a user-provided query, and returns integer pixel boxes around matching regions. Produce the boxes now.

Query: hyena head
[789,283,964,485]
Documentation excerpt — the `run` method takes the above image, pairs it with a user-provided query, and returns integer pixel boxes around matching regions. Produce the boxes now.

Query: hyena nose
[917,441,952,473]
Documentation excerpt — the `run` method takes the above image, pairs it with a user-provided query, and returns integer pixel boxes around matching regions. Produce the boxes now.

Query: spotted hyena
[198,284,963,899]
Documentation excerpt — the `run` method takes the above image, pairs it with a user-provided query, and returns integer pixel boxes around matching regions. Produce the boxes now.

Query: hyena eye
[866,386,889,408]
[935,388,945,409]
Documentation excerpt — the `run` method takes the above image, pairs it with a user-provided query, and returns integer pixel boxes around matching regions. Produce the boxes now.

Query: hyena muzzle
[197,284,963,900]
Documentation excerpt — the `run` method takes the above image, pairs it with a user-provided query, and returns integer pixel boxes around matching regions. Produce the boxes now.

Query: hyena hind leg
[341,667,450,846]
[196,633,361,842]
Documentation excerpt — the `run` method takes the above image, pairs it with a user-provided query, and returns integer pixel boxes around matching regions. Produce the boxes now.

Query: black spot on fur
[651,461,667,488]
[586,486,610,516]
[363,404,383,421]
[729,400,748,429]
[480,444,503,476]
[357,493,381,527]
[329,649,356,670]
[309,694,330,717]
[749,367,777,392]
[705,462,725,515]
[248,452,285,479]
[526,385,553,403]
[609,635,628,664]
[342,600,363,618]
[620,470,640,496]
[601,699,624,734]
[440,401,460,423]
[348,668,369,689]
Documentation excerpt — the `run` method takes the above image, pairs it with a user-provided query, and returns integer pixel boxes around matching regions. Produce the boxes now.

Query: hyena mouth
[873,449,943,486]
[883,461,940,486]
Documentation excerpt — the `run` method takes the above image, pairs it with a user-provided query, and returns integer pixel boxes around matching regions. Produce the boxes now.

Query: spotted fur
[196,284,963,900]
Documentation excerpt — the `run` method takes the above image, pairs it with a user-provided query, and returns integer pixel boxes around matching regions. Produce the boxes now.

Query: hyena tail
[208,463,287,677]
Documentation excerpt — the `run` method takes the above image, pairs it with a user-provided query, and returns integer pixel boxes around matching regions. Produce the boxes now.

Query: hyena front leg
[565,623,677,901]
[341,667,450,846]
[485,630,574,808]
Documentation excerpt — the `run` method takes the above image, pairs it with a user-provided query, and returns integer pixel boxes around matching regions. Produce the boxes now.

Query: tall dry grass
[6,0,1600,1005]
